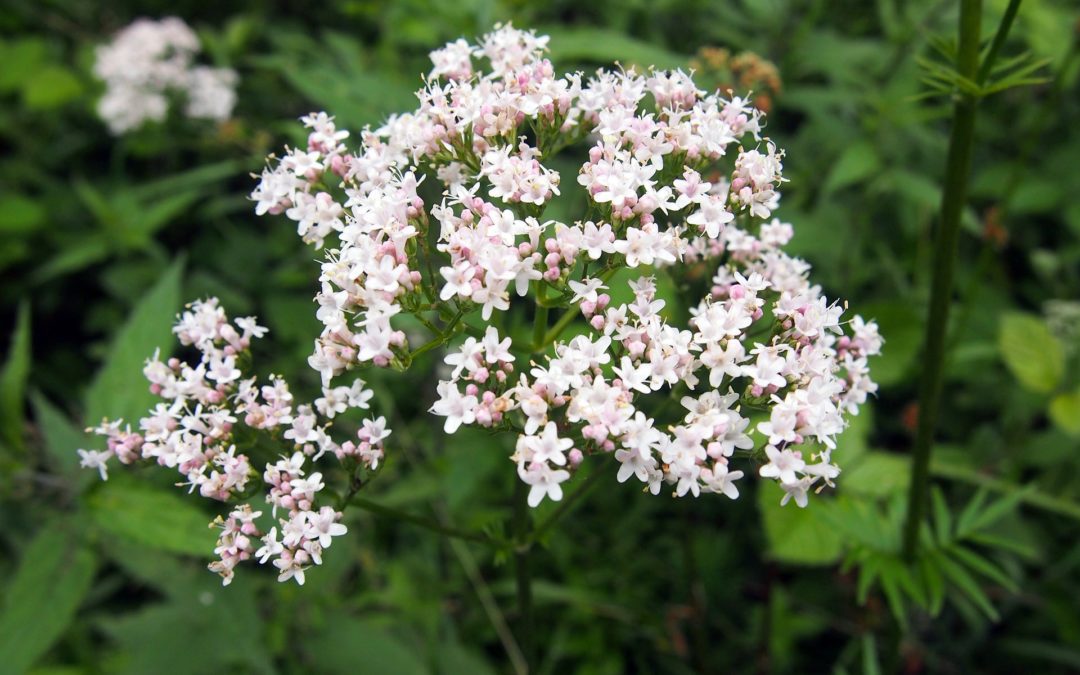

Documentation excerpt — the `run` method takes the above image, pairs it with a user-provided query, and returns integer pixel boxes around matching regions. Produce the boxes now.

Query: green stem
[532,284,550,351]
[535,265,621,351]
[350,496,496,545]
[531,457,610,543]
[409,310,464,360]
[513,479,534,671]
[902,0,983,560]
[539,307,580,352]
[976,0,1022,85]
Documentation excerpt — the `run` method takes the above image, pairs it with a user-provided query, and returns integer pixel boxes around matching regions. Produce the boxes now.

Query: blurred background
[1,0,1078,673]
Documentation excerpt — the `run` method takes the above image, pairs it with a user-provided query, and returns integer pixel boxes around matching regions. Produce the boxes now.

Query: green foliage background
[1,0,1078,673]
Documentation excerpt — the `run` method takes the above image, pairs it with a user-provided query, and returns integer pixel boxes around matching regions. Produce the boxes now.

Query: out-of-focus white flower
[93,17,238,134]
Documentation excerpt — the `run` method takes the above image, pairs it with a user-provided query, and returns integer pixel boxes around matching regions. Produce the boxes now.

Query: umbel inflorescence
[79,24,880,587]
[93,17,238,135]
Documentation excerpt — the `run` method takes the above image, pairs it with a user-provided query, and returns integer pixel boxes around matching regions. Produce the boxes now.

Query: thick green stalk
[902,0,983,559]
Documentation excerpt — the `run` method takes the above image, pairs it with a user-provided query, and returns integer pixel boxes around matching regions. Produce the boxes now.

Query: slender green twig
[532,284,550,352]
[447,538,529,675]
[539,306,581,352]
[976,0,1022,85]
[902,0,984,560]
[513,478,535,671]
[531,458,611,543]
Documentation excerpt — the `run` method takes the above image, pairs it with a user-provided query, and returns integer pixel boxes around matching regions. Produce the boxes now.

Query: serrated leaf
[89,479,215,557]
[84,258,183,426]
[757,485,844,565]
[998,313,1065,393]
[0,301,31,453]
[0,522,96,675]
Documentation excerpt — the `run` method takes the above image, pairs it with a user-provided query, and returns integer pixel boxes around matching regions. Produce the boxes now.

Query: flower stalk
[902,0,984,559]
[513,478,535,671]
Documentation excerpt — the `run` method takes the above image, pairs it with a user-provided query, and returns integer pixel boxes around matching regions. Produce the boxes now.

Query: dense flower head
[83,24,880,587]
[251,23,880,510]
[93,17,238,134]
[78,298,383,586]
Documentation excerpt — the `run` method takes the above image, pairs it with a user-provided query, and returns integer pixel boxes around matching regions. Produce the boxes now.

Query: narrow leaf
[89,479,214,558]
[0,301,31,453]
[84,258,183,426]
[0,522,96,675]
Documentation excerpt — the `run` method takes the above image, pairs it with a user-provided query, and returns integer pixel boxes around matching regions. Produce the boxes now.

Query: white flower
[518,461,571,507]
[430,382,478,433]
[759,445,806,485]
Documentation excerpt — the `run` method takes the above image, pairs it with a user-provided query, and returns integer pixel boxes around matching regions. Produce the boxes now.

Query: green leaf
[918,552,946,615]
[1049,391,1080,436]
[757,485,844,565]
[0,194,46,235]
[29,238,111,285]
[823,141,881,193]
[97,572,272,675]
[84,258,183,426]
[30,391,89,478]
[89,479,215,557]
[948,545,1018,593]
[0,522,96,675]
[932,487,953,545]
[857,301,921,386]
[0,38,47,92]
[833,405,872,465]
[843,451,910,498]
[21,65,84,109]
[436,640,497,675]
[935,550,999,621]
[303,616,429,675]
[0,302,31,453]
[861,634,882,675]
[540,26,687,70]
[998,313,1065,393]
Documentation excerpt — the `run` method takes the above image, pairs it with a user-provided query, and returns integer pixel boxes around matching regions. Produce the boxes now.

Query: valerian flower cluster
[79,299,385,585]
[93,17,238,134]
[80,24,880,586]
